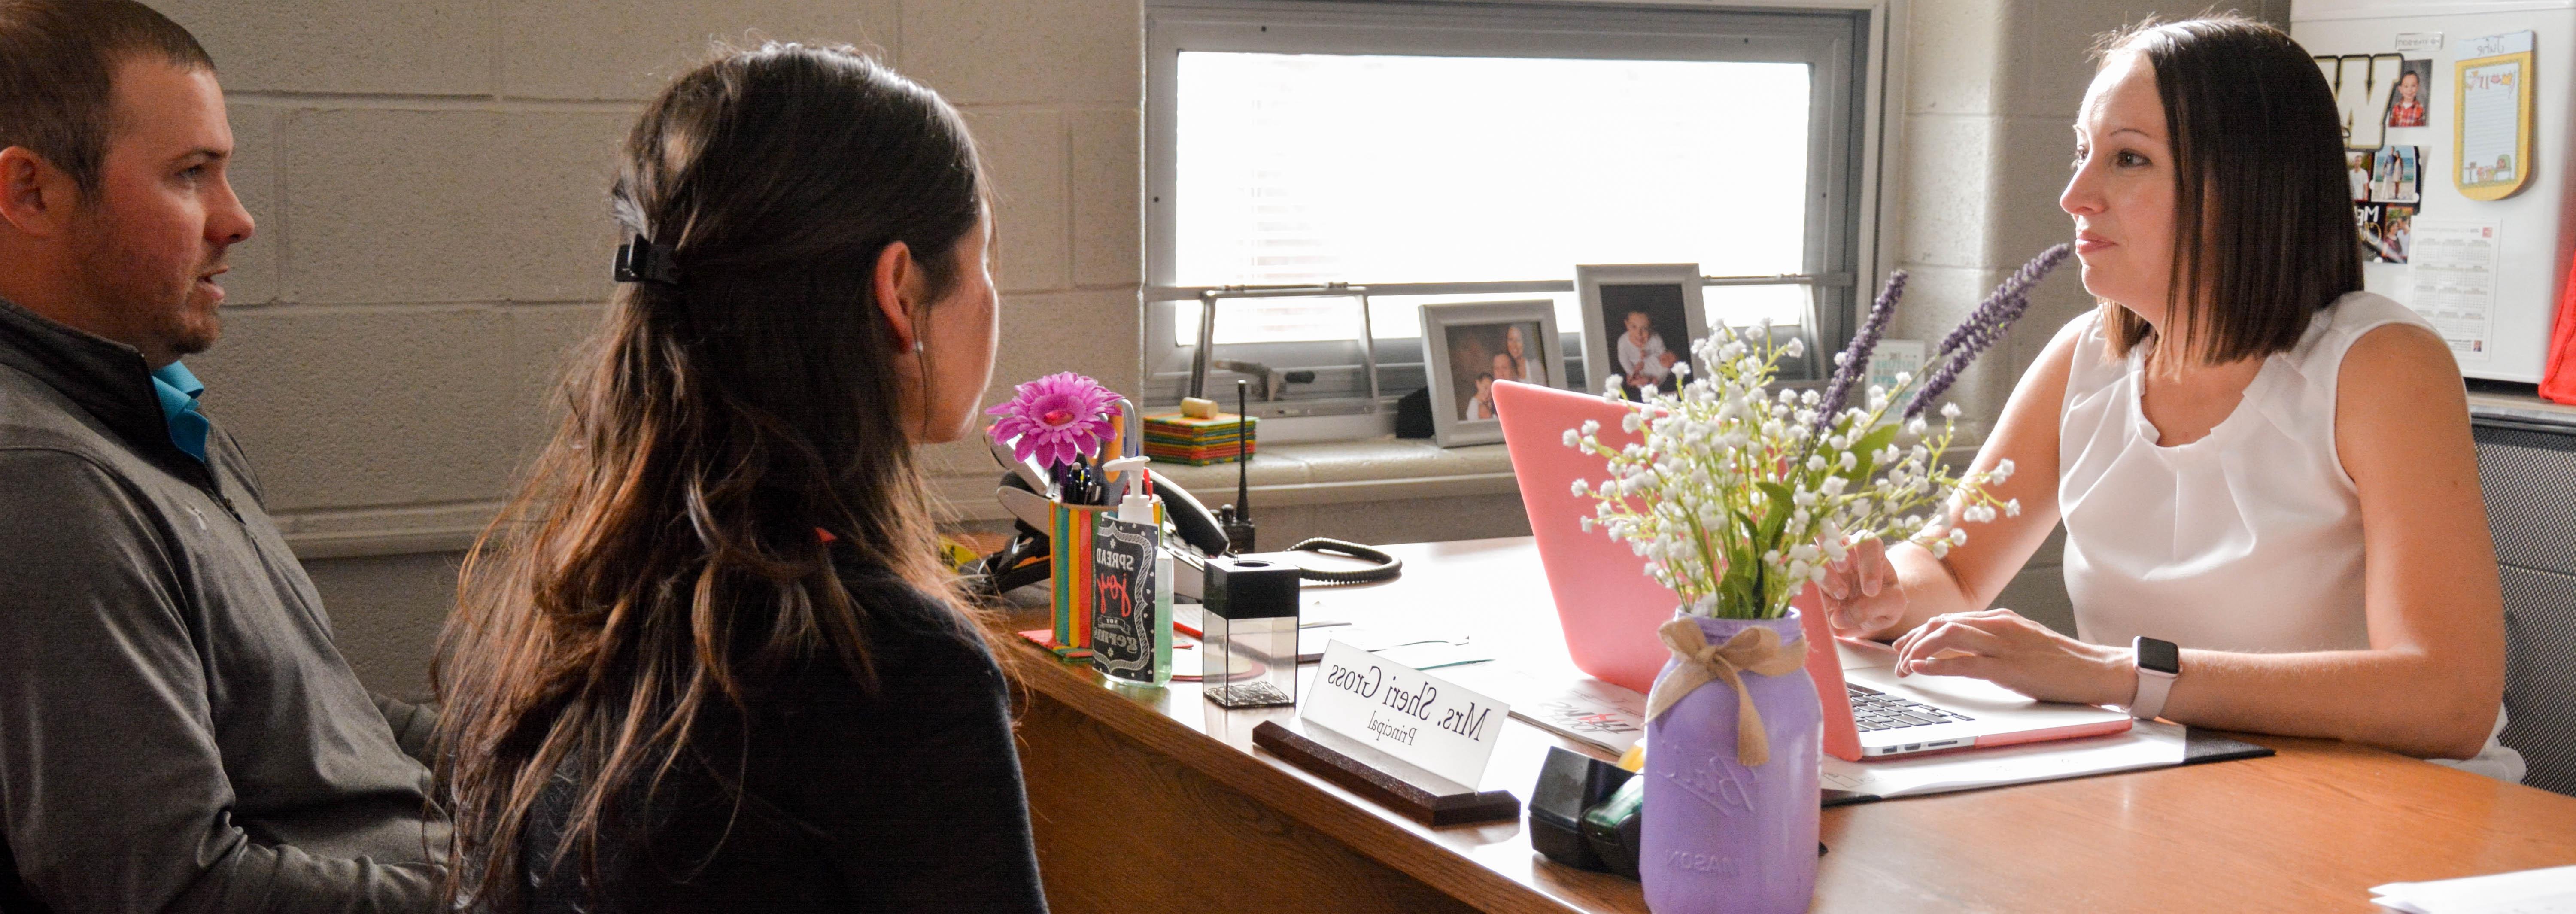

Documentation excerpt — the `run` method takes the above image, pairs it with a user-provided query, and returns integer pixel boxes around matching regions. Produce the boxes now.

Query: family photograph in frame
[1576,263,1710,403]
[1419,299,1565,447]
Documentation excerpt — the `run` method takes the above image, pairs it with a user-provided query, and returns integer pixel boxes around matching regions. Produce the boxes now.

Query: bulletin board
[2454,45,2534,201]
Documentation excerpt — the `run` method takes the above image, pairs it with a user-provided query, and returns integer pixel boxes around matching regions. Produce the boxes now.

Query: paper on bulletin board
[1866,339,1926,397]
[2409,221,2502,361]
[2454,31,2535,201]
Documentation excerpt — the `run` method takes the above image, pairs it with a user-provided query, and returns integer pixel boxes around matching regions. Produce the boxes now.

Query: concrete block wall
[154,0,1146,695]
[1889,0,2292,632]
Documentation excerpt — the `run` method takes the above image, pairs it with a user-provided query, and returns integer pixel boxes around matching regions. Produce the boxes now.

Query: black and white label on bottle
[1088,514,1160,681]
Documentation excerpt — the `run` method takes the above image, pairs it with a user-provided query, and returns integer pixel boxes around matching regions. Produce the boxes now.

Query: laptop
[1492,380,2132,761]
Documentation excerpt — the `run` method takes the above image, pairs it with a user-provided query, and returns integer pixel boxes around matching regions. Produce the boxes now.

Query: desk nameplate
[1302,640,1508,787]
[1252,720,1522,826]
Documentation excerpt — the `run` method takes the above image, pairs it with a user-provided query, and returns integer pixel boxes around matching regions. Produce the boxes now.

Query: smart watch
[2129,636,2180,721]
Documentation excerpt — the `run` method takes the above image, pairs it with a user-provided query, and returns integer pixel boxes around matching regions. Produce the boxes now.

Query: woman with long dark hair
[433,43,1045,910]
[1818,16,2519,779]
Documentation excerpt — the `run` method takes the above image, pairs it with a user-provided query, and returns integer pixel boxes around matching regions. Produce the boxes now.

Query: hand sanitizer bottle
[1093,458,1172,686]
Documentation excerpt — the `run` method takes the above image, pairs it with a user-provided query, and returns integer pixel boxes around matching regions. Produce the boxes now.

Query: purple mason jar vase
[1640,610,1822,914]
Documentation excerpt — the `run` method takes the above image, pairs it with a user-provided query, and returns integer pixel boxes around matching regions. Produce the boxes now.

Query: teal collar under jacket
[150,361,209,462]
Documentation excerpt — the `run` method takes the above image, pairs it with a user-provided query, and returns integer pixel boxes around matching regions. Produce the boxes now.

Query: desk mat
[1820,728,2275,808]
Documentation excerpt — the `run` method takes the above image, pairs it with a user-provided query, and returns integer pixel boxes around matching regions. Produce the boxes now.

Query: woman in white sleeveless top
[1821,16,2519,780]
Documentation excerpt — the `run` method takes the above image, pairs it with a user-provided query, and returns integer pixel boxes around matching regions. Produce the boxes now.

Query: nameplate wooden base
[1252,720,1520,826]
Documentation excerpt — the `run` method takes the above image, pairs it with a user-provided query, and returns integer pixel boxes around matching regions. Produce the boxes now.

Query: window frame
[1142,0,1888,417]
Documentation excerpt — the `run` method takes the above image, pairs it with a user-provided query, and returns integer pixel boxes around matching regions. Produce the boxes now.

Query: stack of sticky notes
[1145,401,1256,466]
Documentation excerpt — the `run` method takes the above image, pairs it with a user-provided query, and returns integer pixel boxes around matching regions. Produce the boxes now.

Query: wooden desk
[1000,537,2576,913]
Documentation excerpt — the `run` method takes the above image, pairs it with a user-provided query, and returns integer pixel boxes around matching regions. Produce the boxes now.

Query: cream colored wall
[153,0,1146,694]
[165,0,1145,549]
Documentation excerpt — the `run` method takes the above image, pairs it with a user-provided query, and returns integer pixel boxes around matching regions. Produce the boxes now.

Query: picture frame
[1419,299,1565,447]
[1576,264,1709,403]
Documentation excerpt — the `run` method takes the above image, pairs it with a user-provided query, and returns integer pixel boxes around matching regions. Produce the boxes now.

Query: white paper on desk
[1438,664,1648,754]
[1819,719,2187,799]
[2373,866,2576,914]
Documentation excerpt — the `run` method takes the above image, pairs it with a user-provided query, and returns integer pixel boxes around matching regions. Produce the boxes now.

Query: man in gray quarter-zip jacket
[0,2,444,911]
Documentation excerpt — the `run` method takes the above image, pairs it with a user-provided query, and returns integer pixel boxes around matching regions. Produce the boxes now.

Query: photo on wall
[2385,59,2431,128]
[1419,299,1566,447]
[2346,150,2373,201]
[2357,201,2415,264]
[2371,144,2420,203]
[1575,264,1708,404]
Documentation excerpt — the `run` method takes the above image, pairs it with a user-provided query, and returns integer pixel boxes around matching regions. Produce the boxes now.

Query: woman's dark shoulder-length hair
[2096,15,2364,364]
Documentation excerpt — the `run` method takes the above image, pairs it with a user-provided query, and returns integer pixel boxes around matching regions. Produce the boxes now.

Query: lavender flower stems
[1905,243,2073,419]
[1812,270,1909,436]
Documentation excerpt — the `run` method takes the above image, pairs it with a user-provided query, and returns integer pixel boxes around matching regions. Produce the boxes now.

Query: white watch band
[2130,652,2177,721]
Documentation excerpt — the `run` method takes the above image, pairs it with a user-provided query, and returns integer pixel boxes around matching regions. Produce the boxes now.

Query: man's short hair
[0,0,214,199]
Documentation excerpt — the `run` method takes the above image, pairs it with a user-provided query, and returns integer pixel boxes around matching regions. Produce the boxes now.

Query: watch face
[2137,638,2181,674]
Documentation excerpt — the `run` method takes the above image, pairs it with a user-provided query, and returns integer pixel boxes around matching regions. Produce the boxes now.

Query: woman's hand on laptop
[1887,610,2137,708]
[1818,536,1906,639]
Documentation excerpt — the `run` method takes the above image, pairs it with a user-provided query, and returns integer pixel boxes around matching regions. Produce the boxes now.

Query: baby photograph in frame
[1576,264,1709,403]
[1420,299,1564,446]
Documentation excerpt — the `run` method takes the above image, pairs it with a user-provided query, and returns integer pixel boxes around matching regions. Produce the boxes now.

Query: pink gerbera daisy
[986,372,1121,468]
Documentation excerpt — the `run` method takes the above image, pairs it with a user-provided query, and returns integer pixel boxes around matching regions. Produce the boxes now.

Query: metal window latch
[1185,284,1379,410]
[1209,359,1316,402]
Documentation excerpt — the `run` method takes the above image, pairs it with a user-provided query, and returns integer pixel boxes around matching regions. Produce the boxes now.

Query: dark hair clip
[613,235,683,286]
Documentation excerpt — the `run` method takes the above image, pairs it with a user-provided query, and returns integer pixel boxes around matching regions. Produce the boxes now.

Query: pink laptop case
[1492,381,1678,695]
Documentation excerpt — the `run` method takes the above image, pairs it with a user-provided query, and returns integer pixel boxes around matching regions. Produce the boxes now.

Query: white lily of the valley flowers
[1561,320,2002,618]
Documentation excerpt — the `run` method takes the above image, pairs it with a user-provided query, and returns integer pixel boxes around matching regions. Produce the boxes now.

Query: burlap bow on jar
[1643,617,1809,766]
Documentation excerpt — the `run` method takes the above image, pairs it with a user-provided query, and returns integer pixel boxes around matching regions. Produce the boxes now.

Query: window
[1146,1,1881,418]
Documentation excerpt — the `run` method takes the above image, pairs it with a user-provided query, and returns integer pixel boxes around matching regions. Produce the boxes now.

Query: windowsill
[933,438,1519,523]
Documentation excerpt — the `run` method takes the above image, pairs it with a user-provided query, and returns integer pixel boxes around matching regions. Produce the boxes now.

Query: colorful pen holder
[1048,501,1115,658]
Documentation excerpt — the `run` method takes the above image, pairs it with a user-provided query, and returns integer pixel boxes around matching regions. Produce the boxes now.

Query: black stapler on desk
[1528,747,1825,881]
[1529,747,1646,878]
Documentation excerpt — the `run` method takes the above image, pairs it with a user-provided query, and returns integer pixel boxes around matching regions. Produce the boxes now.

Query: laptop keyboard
[1847,683,1975,732]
